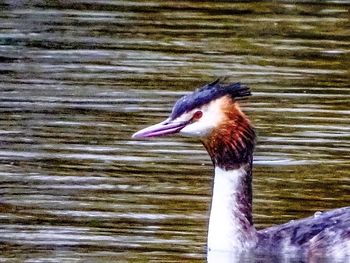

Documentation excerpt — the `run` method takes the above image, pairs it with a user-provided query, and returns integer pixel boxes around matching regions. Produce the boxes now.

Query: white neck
[207,166,257,253]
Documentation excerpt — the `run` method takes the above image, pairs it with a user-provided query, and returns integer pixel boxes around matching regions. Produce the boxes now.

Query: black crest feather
[170,79,251,120]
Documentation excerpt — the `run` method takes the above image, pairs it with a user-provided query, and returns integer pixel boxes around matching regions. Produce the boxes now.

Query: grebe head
[132,79,252,140]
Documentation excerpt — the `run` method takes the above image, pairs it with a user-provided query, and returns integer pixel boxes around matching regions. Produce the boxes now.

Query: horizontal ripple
[0,1,349,262]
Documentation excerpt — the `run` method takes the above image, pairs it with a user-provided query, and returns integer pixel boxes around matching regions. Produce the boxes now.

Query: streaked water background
[0,0,349,262]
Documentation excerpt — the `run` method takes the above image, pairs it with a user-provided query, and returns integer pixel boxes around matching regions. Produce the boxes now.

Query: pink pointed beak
[132,119,188,139]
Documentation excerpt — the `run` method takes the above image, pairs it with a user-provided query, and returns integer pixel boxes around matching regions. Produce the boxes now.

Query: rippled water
[0,0,349,262]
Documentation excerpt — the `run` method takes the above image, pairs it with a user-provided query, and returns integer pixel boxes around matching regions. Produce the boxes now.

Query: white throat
[207,166,256,253]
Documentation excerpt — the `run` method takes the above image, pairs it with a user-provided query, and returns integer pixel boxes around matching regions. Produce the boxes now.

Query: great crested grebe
[132,79,350,261]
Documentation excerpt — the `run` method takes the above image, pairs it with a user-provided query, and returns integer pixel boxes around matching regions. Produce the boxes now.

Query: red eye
[193,111,203,121]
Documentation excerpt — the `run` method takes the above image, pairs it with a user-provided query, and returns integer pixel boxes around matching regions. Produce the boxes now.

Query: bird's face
[132,96,227,139]
[132,80,250,139]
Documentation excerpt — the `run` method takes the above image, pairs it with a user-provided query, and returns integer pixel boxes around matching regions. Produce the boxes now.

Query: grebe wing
[256,206,350,258]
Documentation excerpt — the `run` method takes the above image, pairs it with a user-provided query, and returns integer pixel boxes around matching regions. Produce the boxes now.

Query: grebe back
[133,79,350,261]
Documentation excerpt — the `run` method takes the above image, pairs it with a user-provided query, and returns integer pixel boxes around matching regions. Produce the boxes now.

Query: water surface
[0,0,349,262]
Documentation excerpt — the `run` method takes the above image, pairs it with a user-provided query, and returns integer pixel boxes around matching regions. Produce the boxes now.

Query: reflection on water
[0,0,349,262]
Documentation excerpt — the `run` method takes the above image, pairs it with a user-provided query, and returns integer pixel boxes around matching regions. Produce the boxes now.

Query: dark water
[0,0,349,262]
